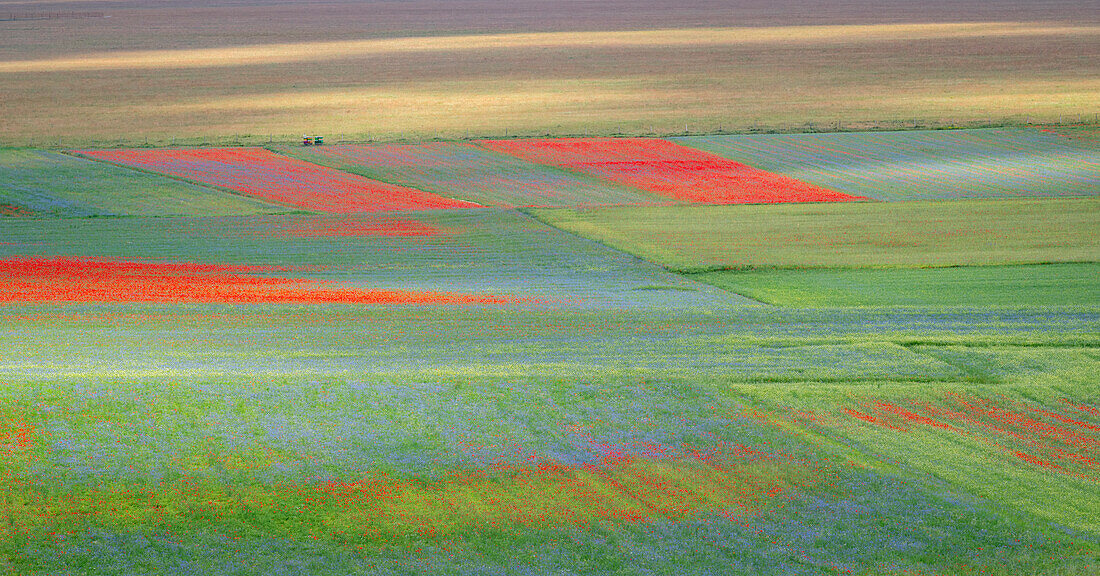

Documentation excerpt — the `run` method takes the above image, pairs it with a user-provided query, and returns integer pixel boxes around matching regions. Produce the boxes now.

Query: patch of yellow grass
[2,22,1096,73]
[111,76,1096,137]
[914,78,1100,113]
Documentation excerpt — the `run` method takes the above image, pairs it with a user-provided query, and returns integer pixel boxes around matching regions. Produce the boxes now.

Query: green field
[1052,126,1100,144]
[1,302,1097,574]
[733,375,1100,535]
[531,198,1100,271]
[690,263,1100,307]
[0,149,283,217]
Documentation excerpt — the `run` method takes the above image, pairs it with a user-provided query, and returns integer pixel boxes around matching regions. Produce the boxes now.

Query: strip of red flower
[479,138,867,204]
[0,204,33,217]
[841,395,1099,479]
[76,148,482,213]
[0,257,537,306]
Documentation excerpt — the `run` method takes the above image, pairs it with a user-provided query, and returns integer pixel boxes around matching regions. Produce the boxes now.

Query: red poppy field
[480,138,867,204]
[841,395,1100,480]
[0,204,32,217]
[78,148,482,213]
[0,257,536,306]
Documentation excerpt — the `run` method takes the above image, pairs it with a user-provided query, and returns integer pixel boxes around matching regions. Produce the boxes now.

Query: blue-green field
[274,143,666,208]
[676,128,1100,201]
[0,149,284,217]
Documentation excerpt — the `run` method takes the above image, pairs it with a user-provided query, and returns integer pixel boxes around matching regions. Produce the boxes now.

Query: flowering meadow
[2,130,1098,574]
[78,148,482,213]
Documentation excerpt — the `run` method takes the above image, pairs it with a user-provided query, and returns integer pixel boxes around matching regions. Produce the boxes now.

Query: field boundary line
[673,257,1100,276]
[681,259,1100,274]
[11,120,1099,151]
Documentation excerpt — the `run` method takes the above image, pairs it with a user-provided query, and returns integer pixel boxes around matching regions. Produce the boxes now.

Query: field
[1,1,1098,145]
[690,263,1100,307]
[676,128,1100,201]
[79,148,481,213]
[2,302,1097,573]
[276,143,665,208]
[0,149,283,217]
[481,138,864,204]
[3,6,1100,568]
[531,197,1100,271]
[0,209,743,309]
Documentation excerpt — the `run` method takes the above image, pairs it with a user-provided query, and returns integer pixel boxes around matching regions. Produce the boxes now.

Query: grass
[0,306,979,382]
[1,282,1097,574]
[675,128,1100,201]
[530,197,1100,271]
[0,149,283,217]
[690,263,1100,307]
[1050,126,1100,145]
[3,471,1093,575]
[733,377,1100,533]
[1,345,1097,573]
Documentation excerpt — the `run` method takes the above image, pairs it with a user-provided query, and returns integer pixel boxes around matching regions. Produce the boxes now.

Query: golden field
[1,1,1097,144]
